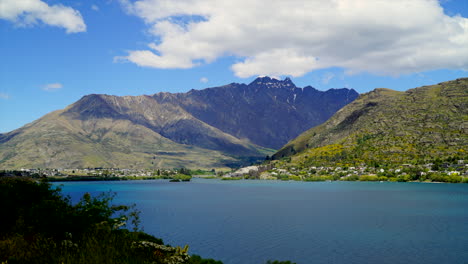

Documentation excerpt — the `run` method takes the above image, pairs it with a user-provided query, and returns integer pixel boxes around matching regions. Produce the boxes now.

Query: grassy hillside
[0,105,269,170]
[273,78,468,166]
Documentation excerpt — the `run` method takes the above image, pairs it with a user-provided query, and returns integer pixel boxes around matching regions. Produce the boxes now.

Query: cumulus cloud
[91,5,99,11]
[115,49,195,68]
[232,49,319,78]
[0,0,86,33]
[42,83,63,91]
[117,0,468,78]
[200,77,208,83]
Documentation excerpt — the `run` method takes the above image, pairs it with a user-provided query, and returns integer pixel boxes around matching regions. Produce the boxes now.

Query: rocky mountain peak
[248,76,296,89]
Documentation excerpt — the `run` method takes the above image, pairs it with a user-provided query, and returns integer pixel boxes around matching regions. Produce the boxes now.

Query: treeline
[0,168,199,182]
[340,173,467,183]
[271,172,467,183]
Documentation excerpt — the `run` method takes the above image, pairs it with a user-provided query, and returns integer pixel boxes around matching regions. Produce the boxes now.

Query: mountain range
[273,78,468,166]
[0,77,358,169]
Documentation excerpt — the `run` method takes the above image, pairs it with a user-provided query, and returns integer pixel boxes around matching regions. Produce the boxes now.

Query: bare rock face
[153,76,358,149]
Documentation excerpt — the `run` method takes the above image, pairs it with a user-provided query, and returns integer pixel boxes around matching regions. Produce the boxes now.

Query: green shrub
[0,177,222,264]
[276,174,290,181]
[289,175,302,181]
[173,173,192,181]
[378,176,388,181]
[397,174,411,182]
[359,175,379,181]
[189,255,223,264]
[304,175,332,182]
[340,175,359,181]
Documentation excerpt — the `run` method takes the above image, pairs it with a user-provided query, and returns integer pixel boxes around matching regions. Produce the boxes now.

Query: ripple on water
[57,180,468,264]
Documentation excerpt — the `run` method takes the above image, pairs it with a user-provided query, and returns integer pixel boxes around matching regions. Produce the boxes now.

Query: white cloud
[115,50,195,68]
[0,0,86,33]
[42,83,63,91]
[117,0,468,78]
[200,77,208,83]
[0,93,10,99]
[91,5,99,11]
[232,49,319,78]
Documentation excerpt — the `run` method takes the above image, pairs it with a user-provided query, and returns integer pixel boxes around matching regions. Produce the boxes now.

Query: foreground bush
[0,177,298,264]
[0,177,218,264]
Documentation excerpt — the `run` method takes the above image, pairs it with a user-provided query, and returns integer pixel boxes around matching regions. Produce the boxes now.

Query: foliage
[178,168,192,176]
[172,174,193,182]
[188,255,223,264]
[0,177,221,264]
[359,175,380,181]
[275,174,290,181]
[303,175,333,182]
[189,169,216,176]
[340,175,359,181]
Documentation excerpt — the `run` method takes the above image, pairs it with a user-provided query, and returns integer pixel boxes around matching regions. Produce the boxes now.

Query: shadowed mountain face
[61,94,257,156]
[153,77,359,149]
[0,77,358,169]
[273,78,468,165]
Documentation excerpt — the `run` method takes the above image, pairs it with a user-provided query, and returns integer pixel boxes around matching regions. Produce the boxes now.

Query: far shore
[46,175,462,184]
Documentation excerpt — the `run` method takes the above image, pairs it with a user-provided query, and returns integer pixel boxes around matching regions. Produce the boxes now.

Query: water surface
[57,179,468,264]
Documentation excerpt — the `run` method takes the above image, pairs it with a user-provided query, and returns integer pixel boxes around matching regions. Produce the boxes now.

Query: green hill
[273,78,468,166]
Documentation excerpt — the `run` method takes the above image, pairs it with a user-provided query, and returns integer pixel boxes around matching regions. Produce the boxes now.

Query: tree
[0,176,221,264]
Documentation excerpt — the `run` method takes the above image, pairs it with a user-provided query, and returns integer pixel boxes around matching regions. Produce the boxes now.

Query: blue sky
[0,0,467,133]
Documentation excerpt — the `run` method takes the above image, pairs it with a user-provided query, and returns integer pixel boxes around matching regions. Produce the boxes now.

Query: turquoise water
[57,179,468,264]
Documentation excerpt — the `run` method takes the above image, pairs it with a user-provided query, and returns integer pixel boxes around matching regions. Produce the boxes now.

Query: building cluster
[223,160,468,181]
[8,168,177,178]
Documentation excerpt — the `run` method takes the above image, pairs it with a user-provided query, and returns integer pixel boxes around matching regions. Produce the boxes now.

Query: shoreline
[47,176,464,184]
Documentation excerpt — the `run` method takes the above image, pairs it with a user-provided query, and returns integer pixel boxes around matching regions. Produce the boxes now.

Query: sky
[0,0,467,133]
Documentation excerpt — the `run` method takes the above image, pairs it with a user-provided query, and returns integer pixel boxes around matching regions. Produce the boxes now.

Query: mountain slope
[0,113,246,170]
[62,94,259,156]
[0,77,358,169]
[153,77,358,149]
[0,95,264,169]
[273,78,468,165]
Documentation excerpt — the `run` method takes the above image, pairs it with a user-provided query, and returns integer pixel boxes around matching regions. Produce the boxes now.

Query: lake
[56,179,468,264]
